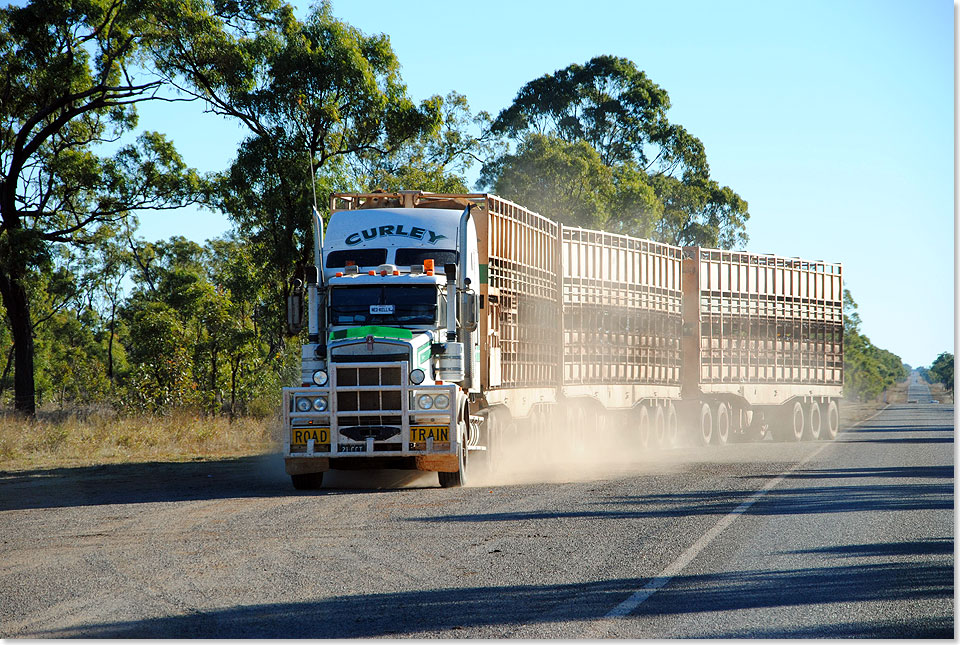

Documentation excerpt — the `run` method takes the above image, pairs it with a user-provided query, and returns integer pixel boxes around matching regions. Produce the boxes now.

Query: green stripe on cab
[329,326,414,341]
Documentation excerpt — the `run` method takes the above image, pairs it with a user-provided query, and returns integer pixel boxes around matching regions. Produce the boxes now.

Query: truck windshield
[330,286,438,326]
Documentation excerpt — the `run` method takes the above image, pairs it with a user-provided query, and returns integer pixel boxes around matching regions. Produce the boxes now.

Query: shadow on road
[838,436,954,445]
[783,538,953,558]
[0,456,438,511]
[27,552,952,638]
[404,468,953,524]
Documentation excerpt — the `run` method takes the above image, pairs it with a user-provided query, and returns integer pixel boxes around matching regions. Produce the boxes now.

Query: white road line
[604,405,888,619]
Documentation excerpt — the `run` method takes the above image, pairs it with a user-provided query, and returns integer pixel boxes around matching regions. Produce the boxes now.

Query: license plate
[291,427,330,444]
[410,426,449,442]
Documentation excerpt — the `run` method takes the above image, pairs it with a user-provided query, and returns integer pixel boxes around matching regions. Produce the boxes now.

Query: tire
[652,405,666,448]
[775,401,804,442]
[291,472,324,490]
[439,406,469,488]
[697,402,713,446]
[637,405,651,449]
[713,402,730,445]
[805,402,822,441]
[663,402,679,449]
[823,399,840,440]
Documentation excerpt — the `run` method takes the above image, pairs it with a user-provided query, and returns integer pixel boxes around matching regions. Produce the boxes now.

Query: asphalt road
[1,393,953,638]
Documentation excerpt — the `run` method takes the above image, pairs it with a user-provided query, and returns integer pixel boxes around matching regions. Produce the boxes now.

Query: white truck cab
[283,196,481,489]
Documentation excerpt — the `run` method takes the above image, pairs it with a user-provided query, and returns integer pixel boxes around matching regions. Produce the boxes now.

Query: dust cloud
[467,400,699,488]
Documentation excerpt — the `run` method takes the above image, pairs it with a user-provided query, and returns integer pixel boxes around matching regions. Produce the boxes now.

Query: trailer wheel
[775,401,804,442]
[713,402,730,445]
[637,405,651,449]
[663,403,679,449]
[823,400,840,440]
[652,405,666,448]
[805,402,822,441]
[291,472,324,490]
[697,403,713,446]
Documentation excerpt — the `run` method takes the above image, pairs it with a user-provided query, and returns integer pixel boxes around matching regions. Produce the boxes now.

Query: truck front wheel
[439,407,469,488]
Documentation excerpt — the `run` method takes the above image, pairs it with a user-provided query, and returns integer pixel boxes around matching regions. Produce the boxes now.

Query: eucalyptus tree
[155,1,443,343]
[353,91,505,194]
[929,352,954,392]
[0,0,259,414]
[483,55,749,248]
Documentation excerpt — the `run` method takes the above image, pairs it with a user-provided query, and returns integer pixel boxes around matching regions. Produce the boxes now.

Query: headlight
[417,394,434,410]
[312,396,328,412]
[312,370,328,386]
[409,368,425,385]
[295,397,312,412]
[433,394,450,410]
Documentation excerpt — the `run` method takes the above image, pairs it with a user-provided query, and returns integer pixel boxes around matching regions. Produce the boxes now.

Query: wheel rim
[653,407,666,447]
[714,403,729,445]
[825,401,839,439]
[808,403,821,440]
[791,403,804,441]
[664,404,678,448]
[638,406,650,448]
[699,404,713,445]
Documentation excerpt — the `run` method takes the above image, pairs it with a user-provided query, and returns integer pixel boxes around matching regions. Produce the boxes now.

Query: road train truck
[282,191,844,489]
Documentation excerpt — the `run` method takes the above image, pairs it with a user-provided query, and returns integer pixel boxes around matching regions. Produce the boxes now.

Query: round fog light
[433,394,450,409]
[295,398,312,412]
[409,368,425,385]
[312,396,328,412]
[417,394,434,410]
[312,370,328,386]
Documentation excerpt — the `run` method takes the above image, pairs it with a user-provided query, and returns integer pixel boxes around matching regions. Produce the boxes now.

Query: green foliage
[0,0,235,413]
[481,134,614,227]
[355,92,504,194]
[842,289,908,402]
[481,55,749,248]
[928,352,954,391]
[201,1,442,345]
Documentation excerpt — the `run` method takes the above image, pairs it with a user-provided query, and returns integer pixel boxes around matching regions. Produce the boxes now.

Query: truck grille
[337,365,401,386]
[335,365,403,429]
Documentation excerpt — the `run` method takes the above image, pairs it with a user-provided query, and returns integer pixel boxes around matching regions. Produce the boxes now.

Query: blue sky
[134,0,955,368]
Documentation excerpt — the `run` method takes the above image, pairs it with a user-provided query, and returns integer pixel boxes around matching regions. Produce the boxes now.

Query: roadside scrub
[0,410,281,471]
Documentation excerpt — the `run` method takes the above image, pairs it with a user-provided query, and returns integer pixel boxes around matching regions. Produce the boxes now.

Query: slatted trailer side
[681,246,844,443]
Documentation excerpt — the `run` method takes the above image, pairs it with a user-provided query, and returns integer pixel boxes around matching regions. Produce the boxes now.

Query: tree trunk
[0,268,36,416]
[107,298,116,383]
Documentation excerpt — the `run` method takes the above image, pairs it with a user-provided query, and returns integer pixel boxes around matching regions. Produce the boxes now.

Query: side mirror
[461,290,478,332]
[287,279,304,335]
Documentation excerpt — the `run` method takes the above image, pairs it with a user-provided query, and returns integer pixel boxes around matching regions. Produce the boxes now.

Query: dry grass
[927,382,954,405]
[0,409,282,472]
